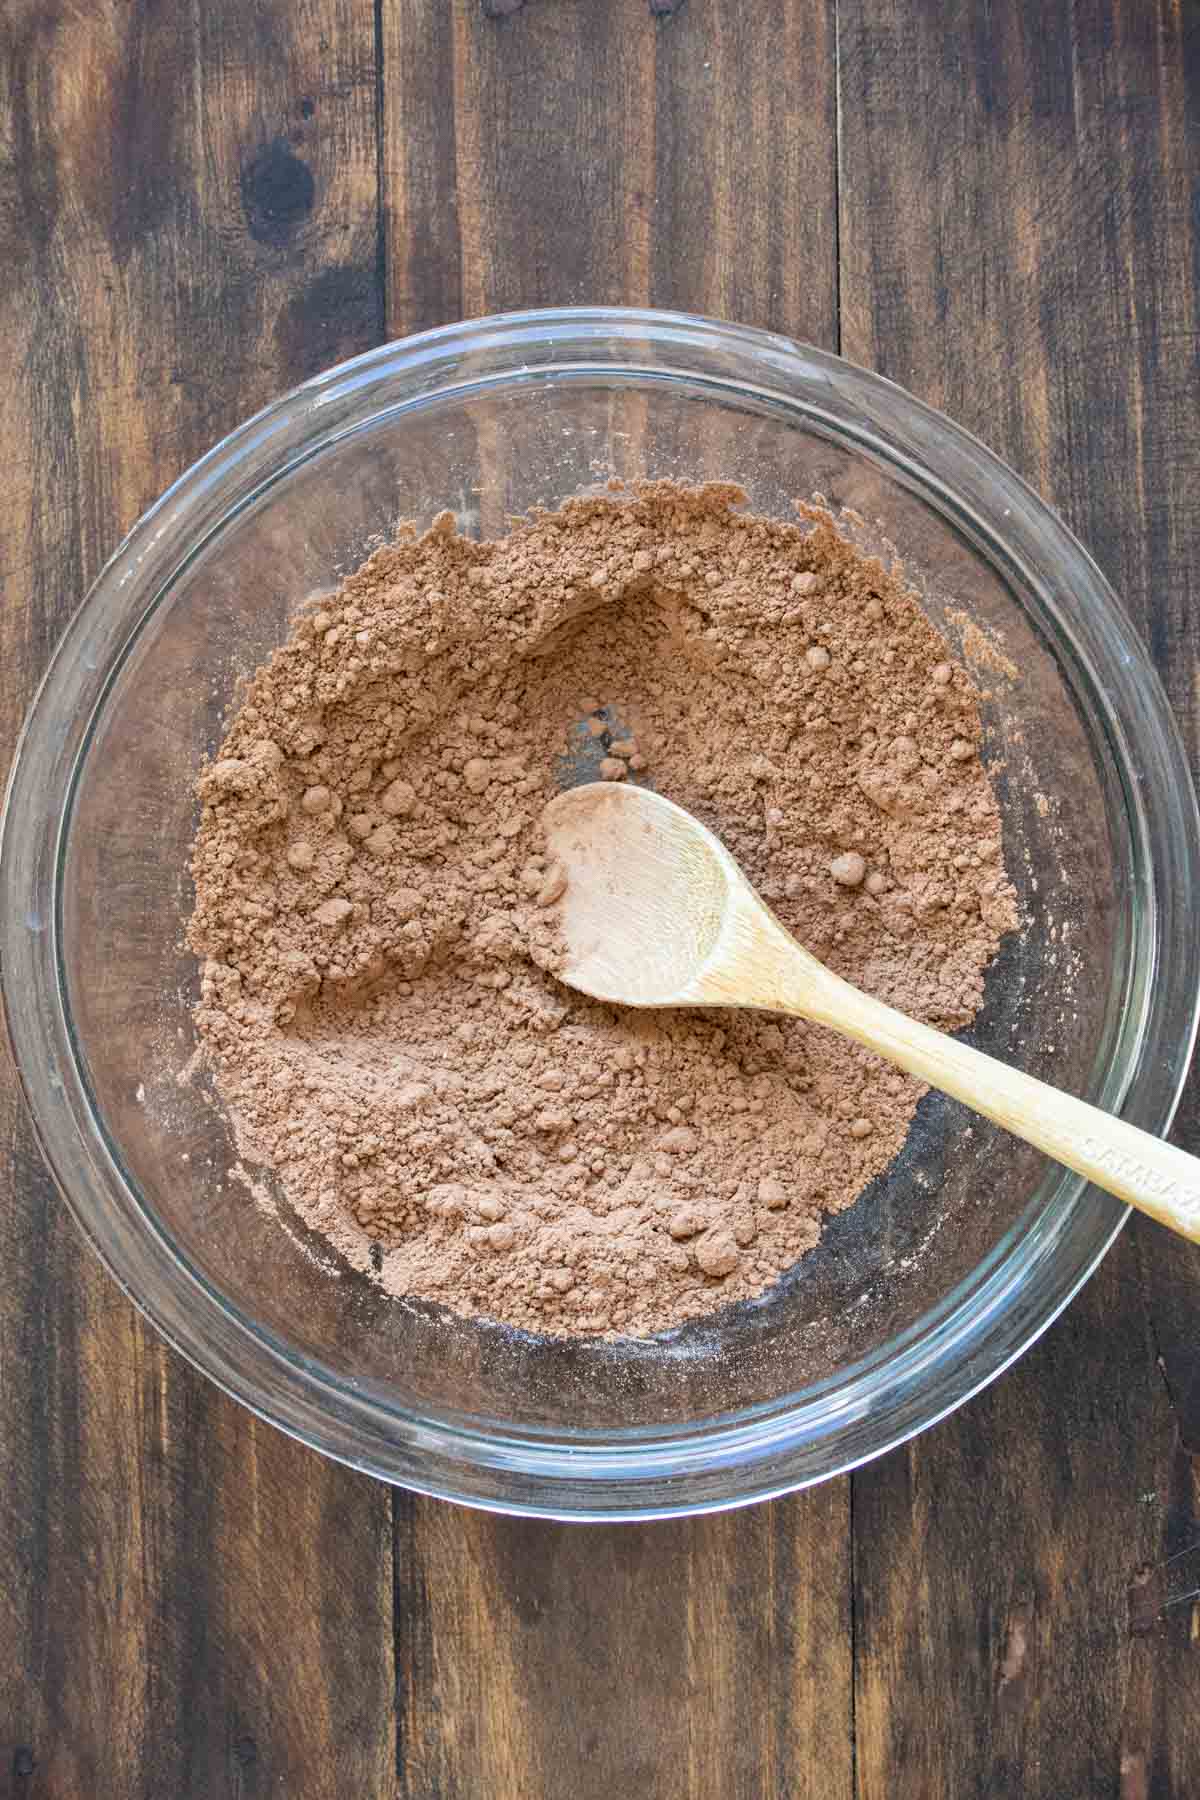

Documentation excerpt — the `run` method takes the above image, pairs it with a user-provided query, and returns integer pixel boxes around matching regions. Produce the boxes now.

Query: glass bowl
[3,308,1197,1520]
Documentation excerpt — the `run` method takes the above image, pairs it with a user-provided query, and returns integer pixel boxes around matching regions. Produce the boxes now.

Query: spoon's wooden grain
[544,782,1200,1244]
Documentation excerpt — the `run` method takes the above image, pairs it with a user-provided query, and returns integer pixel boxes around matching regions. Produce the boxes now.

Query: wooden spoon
[543,781,1200,1243]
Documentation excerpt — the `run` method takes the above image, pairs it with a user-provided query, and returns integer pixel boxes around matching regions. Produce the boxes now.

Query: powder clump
[188,482,1016,1338]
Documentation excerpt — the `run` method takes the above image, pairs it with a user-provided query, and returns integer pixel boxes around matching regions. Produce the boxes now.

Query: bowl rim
[3,305,1197,1518]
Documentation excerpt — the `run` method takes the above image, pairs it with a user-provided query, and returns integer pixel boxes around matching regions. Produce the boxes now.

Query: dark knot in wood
[241,139,315,246]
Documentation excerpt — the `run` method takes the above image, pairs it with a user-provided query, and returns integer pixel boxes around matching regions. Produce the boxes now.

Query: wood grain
[382,0,838,342]
[2,0,1197,1794]
[0,3,394,1795]
[383,5,849,1798]
[385,0,656,326]
[396,1490,852,1800]
[852,1251,1177,1799]
[650,0,838,338]
[839,2,1200,1793]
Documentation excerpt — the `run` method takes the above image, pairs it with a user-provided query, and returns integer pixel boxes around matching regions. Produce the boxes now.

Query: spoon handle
[795,964,1200,1242]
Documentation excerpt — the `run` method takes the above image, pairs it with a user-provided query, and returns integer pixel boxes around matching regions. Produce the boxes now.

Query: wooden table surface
[2,2,1198,1795]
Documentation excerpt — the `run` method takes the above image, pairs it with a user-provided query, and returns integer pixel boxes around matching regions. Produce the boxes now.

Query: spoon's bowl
[3,308,1197,1516]
[543,784,736,1005]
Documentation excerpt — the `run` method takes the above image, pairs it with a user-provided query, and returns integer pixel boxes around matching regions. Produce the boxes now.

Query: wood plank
[396,1488,850,1800]
[852,1253,1177,1799]
[387,0,656,324]
[838,1,1200,1792]
[383,0,839,344]
[382,4,849,1796]
[650,0,839,338]
[0,3,395,1795]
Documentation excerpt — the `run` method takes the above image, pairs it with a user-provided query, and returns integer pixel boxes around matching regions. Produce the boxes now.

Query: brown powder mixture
[188,482,1016,1338]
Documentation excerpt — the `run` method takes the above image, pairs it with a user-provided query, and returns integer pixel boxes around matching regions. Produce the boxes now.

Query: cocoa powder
[188,482,1016,1338]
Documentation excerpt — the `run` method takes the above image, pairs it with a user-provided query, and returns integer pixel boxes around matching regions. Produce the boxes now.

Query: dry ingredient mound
[189,482,1016,1338]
